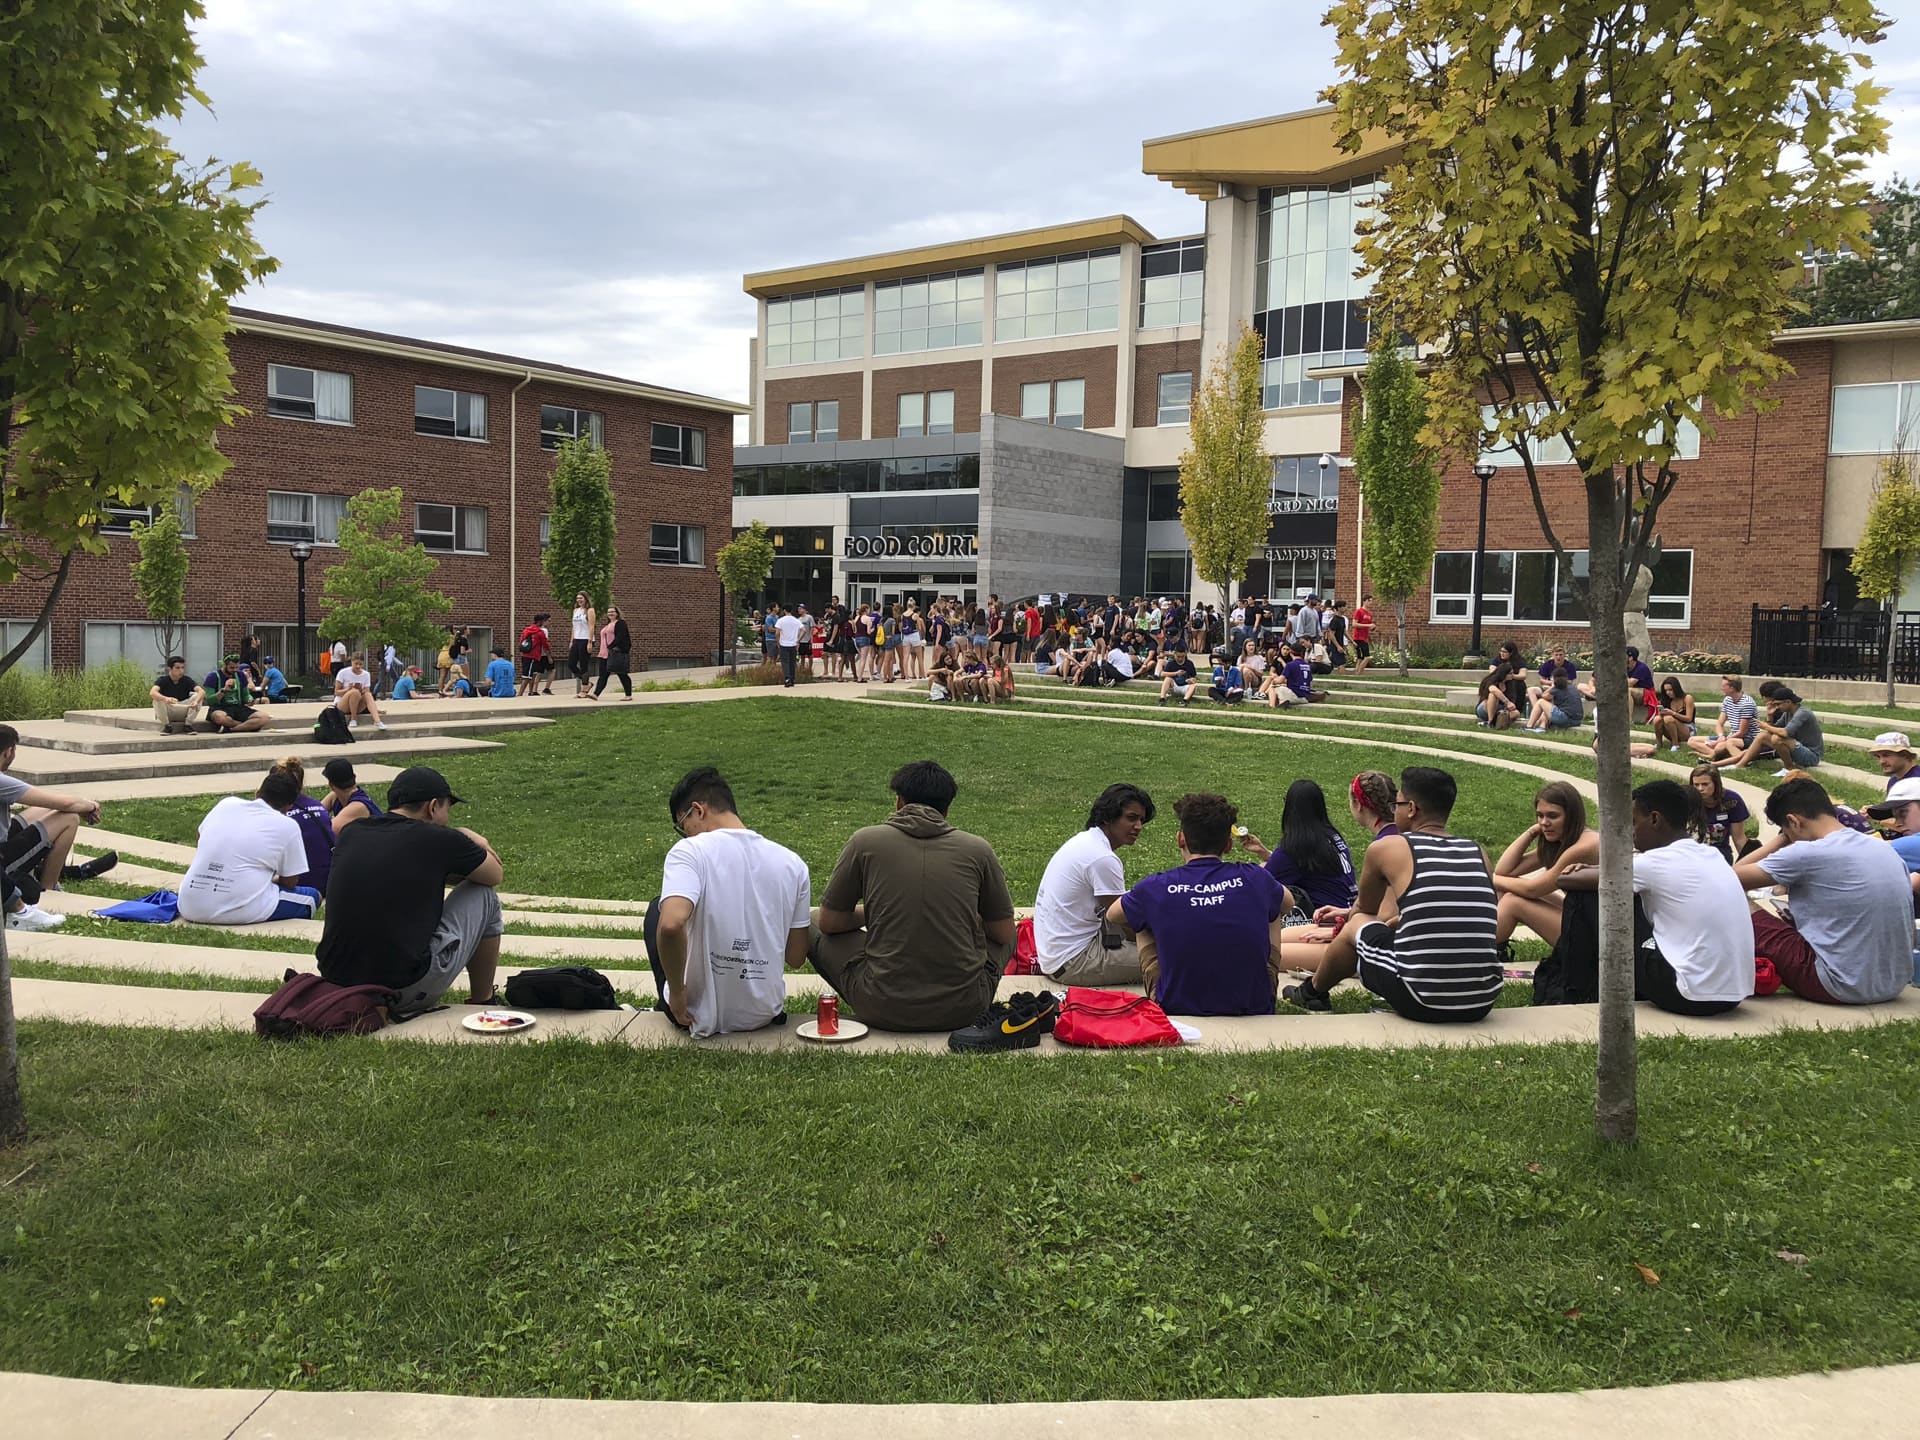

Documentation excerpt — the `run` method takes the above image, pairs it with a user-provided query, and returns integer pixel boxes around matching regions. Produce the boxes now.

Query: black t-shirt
[316,814,488,989]
[154,672,197,702]
[1165,656,1197,683]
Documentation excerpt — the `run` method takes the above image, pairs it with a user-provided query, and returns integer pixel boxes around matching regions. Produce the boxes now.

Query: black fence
[1750,605,1920,685]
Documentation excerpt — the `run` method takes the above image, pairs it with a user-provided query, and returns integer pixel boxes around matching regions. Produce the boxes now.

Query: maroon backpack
[254,969,395,1038]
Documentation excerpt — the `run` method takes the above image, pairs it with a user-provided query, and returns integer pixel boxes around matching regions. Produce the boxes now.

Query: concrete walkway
[8,1363,1920,1439]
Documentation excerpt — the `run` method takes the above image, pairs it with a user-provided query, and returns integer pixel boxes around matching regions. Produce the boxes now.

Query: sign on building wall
[1265,545,1337,564]
[1266,496,1339,516]
[843,533,980,560]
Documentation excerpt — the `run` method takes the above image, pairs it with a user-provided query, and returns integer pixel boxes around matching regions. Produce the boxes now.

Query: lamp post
[290,540,313,678]
[1466,459,1497,666]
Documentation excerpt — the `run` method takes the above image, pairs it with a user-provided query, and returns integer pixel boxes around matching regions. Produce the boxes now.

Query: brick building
[0,308,744,675]
[733,105,1919,657]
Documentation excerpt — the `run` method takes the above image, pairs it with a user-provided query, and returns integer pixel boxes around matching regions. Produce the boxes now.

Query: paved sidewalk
[8,1363,1920,1439]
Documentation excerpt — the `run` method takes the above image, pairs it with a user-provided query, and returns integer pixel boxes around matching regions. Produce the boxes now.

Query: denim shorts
[1789,742,1820,768]
[1549,706,1577,728]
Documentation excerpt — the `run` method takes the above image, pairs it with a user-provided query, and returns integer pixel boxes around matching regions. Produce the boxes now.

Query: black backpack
[313,706,354,745]
[503,965,619,1010]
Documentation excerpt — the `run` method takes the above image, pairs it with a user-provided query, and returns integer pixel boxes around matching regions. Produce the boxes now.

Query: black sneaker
[63,850,118,882]
[948,990,1060,1052]
[1280,978,1332,1013]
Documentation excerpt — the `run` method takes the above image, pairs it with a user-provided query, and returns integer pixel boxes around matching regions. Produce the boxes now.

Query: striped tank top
[1357,831,1501,1012]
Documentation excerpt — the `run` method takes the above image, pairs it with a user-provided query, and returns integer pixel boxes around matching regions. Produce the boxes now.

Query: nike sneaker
[948,990,1061,1052]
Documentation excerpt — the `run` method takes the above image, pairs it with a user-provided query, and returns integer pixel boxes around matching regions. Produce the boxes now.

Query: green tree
[1850,439,1920,706]
[318,488,453,660]
[1178,326,1270,602]
[130,498,193,667]
[1353,340,1440,677]
[1796,177,1920,327]
[0,0,276,680]
[1,0,275,1147]
[715,523,776,677]
[541,435,616,613]
[1327,0,1886,1143]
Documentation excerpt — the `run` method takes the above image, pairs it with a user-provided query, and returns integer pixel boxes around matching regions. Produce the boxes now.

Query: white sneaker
[6,904,65,932]
[349,719,361,728]
[376,720,388,730]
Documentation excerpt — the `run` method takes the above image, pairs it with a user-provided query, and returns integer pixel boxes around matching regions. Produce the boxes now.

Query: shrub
[714,660,798,689]
[0,660,150,721]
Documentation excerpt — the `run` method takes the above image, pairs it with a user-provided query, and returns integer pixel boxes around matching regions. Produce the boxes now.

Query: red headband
[1350,775,1369,807]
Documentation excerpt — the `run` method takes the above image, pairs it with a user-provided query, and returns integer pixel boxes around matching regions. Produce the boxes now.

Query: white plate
[795,1018,869,1044]
[462,1008,537,1035]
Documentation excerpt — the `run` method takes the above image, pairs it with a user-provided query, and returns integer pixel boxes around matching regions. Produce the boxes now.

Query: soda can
[816,994,840,1036]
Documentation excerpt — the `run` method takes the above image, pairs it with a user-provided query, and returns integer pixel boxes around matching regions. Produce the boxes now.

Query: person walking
[569,592,597,698]
[775,604,805,687]
[592,605,633,699]
[517,613,552,697]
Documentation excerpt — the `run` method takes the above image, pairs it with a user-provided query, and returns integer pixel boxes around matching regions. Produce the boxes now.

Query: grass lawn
[2,1019,1917,1401]
[97,699,1557,905]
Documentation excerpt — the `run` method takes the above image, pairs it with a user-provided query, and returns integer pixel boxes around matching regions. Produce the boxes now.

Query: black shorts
[1353,639,1372,659]
[1355,924,1495,1023]
[3,814,51,880]
[209,704,255,727]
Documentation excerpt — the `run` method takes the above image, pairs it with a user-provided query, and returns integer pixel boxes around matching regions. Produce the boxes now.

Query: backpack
[503,965,619,1010]
[255,969,394,1038]
[519,632,533,655]
[1052,987,1182,1048]
[313,706,354,745]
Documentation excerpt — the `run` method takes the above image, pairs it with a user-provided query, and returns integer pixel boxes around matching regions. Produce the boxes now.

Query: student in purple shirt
[1528,645,1578,707]
[1238,778,1357,915]
[1107,792,1289,1016]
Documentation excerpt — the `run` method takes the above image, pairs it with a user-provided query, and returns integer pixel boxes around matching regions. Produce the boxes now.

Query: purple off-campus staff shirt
[1263,829,1358,912]
[1120,857,1286,1016]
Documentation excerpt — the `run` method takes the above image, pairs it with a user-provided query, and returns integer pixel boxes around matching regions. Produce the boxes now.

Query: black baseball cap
[387,766,464,808]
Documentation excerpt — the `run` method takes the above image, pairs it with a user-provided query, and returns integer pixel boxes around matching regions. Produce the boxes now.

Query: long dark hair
[1658,675,1686,707]
[1533,780,1588,868]
[1279,778,1342,876]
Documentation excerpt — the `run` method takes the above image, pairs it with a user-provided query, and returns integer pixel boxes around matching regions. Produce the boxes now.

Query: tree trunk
[1395,597,1409,676]
[1586,480,1638,1144]
[0,550,75,678]
[1887,596,1898,710]
[726,589,738,678]
[0,919,23,1146]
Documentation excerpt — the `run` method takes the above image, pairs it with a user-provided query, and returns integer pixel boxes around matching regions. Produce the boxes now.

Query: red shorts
[1749,911,1841,1004]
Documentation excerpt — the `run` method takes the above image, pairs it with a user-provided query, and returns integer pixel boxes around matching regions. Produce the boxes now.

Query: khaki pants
[1042,931,1142,988]
[154,698,195,729]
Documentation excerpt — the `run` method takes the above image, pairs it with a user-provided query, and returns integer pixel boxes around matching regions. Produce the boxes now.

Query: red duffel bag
[1052,987,1182,1048]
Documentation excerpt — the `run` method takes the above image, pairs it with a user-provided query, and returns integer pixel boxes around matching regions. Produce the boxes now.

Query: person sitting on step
[0,722,117,932]
[178,764,325,925]
[1476,663,1522,730]
[151,654,202,734]
[1033,783,1154,987]
[203,655,270,733]
[1155,644,1199,706]
[1491,781,1598,952]
[1282,766,1501,1022]
[1685,674,1759,766]
[1524,665,1583,732]
[322,757,382,836]
[1108,791,1289,1017]
[333,651,387,730]
[1209,657,1246,705]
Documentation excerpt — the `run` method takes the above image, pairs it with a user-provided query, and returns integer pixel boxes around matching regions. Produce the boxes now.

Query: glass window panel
[898,392,925,436]
[1142,247,1178,279]
[767,345,790,367]
[1432,552,1474,594]
[816,400,839,440]
[1054,379,1085,428]
[788,297,814,321]
[1651,548,1692,599]
[956,321,983,345]
[928,391,954,433]
[1025,312,1055,339]
[1057,285,1088,311]
[1479,550,1514,597]
[1021,383,1050,420]
[928,325,956,349]
[1056,309,1087,335]
[1057,258,1088,287]
[928,301,955,326]
[957,271,983,299]
[1143,300,1180,329]
[1832,384,1898,452]
[996,292,1023,320]
[1513,552,1556,620]
[1088,305,1118,332]
[815,294,839,319]
[788,402,812,440]
[875,285,900,311]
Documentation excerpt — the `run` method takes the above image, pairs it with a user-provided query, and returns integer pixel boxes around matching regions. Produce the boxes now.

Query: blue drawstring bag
[94,889,179,924]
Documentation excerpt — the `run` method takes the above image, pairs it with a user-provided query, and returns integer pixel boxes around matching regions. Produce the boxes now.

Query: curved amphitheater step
[10,974,1914,1052]
[2,733,505,786]
[7,713,550,756]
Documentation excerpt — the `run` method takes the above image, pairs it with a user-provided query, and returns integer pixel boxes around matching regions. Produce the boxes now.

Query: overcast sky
[168,1,1920,411]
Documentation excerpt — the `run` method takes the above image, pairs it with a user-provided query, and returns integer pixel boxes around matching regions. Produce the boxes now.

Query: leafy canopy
[0,0,276,593]
[542,436,617,612]
[1852,452,1920,603]
[130,499,192,663]
[318,488,453,655]
[1326,0,1888,567]
[1795,177,1920,328]
[1354,340,1440,604]
[1178,327,1270,595]
[715,522,777,603]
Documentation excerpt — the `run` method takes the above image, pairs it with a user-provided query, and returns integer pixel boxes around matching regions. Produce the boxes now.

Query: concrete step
[10,713,550,755]
[5,733,502,786]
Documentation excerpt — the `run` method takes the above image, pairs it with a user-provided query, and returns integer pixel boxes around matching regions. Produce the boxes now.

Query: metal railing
[1749,604,1920,684]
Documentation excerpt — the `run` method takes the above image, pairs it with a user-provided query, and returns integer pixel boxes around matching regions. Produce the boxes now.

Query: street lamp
[1466,459,1498,665]
[290,540,314,678]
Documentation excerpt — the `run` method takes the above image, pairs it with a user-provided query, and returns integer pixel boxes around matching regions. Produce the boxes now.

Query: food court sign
[843,533,979,560]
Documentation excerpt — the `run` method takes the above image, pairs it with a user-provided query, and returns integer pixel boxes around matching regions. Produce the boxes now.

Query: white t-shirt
[659,827,810,1039]
[775,614,805,648]
[1107,649,1135,679]
[179,797,308,925]
[334,665,373,706]
[1033,826,1127,970]
[1241,653,1267,675]
[572,607,591,640]
[1631,839,1756,1002]
[330,641,347,664]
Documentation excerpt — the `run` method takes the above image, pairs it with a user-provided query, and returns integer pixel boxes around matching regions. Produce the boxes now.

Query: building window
[1157,372,1192,426]
[651,422,706,468]
[896,390,955,438]
[266,490,349,546]
[539,512,550,554]
[1147,469,1183,521]
[415,386,487,441]
[1021,378,1084,428]
[415,503,488,555]
[874,269,984,355]
[1830,382,1920,455]
[1271,454,1339,507]
[766,285,866,368]
[1254,176,1381,409]
[0,620,53,673]
[1478,403,1700,467]
[1139,238,1205,329]
[1260,549,1340,600]
[734,454,980,497]
[788,400,840,443]
[97,486,200,537]
[267,364,352,423]
[541,405,604,450]
[649,522,705,566]
[84,621,223,680]
[995,249,1122,341]
[1429,548,1694,627]
[1145,551,1191,597]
